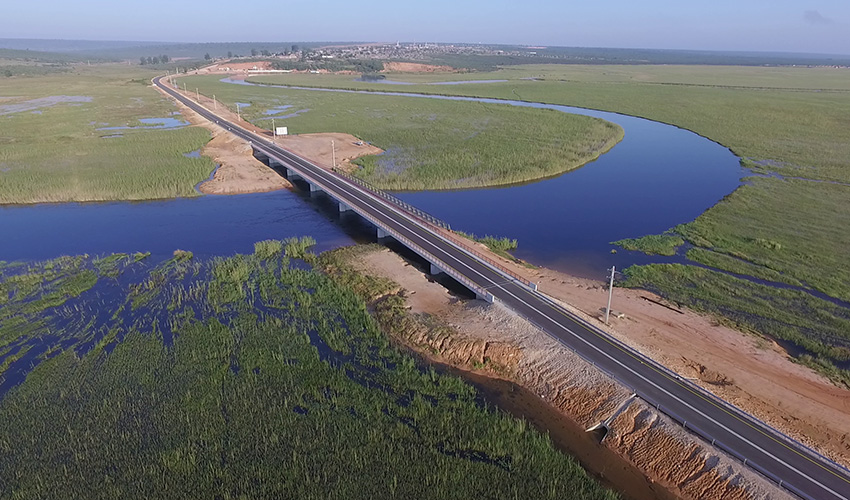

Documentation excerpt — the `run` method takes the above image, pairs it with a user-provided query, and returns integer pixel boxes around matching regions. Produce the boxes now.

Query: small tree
[251,48,258,57]
[152,56,160,65]
[291,44,299,53]
[139,56,147,65]
[204,53,212,61]
[227,51,233,58]
[161,54,170,63]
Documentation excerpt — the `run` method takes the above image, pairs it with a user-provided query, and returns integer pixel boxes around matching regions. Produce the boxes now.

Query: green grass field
[0,244,615,499]
[0,65,216,204]
[176,74,623,191]
[247,65,850,383]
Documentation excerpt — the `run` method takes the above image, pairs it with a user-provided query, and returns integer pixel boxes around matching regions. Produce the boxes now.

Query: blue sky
[4,0,848,54]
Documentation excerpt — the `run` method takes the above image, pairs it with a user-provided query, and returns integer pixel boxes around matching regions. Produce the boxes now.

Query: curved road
[154,76,850,500]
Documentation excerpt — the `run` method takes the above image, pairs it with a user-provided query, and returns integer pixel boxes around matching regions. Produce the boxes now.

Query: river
[1,79,745,282]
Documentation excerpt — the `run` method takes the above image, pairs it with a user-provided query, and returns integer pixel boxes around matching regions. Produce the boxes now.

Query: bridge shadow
[255,151,476,301]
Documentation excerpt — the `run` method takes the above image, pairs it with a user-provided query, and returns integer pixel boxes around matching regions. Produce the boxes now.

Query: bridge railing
[332,168,536,290]
[332,169,451,230]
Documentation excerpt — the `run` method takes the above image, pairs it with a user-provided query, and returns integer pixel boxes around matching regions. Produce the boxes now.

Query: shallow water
[0,95,92,116]
[97,117,188,131]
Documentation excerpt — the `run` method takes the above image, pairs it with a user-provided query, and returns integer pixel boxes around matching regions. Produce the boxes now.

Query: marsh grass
[623,264,850,386]
[456,231,519,261]
[177,74,623,191]
[0,65,216,204]
[613,234,684,256]
[262,65,850,380]
[0,243,615,499]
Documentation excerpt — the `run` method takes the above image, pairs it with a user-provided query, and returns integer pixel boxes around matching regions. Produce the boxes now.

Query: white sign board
[275,126,289,136]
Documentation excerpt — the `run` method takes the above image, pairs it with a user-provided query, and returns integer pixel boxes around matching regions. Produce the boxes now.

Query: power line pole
[196,88,200,102]
[213,95,216,110]
[331,140,336,168]
[605,266,615,325]
[272,118,276,141]
[236,102,241,121]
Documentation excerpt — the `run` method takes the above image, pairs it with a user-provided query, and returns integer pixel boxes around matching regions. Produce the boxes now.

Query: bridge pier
[339,202,353,213]
[429,262,445,276]
[286,168,303,182]
[376,227,391,240]
[309,183,322,195]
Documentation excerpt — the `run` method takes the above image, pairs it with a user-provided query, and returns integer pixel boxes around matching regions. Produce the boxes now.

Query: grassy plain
[177,74,623,191]
[0,244,614,499]
[249,65,850,381]
[0,65,215,204]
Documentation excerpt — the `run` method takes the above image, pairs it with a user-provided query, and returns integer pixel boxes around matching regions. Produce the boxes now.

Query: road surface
[154,75,850,500]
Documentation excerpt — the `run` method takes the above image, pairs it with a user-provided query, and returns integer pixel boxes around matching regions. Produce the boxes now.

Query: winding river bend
[1,79,745,282]
[220,78,746,279]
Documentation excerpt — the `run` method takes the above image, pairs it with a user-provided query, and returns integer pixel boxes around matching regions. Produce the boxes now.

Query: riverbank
[242,66,850,383]
[332,239,850,467]
[322,244,796,499]
[175,73,625,192]
[159,81,382,195]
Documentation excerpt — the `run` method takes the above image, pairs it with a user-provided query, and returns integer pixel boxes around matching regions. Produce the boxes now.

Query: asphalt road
[154,76,850,500]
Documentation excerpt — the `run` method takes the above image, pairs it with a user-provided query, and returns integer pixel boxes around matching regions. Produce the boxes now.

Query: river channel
[2,79,745,281]
[220,78,746,279]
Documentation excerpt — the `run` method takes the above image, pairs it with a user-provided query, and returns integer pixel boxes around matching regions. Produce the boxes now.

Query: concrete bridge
[254,146,505,303]
[154,75,850,500]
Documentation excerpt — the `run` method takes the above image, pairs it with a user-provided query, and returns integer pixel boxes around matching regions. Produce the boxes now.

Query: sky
[3,0,848,54]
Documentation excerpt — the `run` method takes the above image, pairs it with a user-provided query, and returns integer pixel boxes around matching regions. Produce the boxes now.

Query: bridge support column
[339,202,352,213]
[285,168,302,181]
[309,183,322,195]
[476,292,495,304]
[376,227,390,240]
[530,282,538,292]
[429,262,445,276]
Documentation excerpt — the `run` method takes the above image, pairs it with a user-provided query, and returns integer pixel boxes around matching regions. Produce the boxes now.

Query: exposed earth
[160,67,849,496]
[156,82,381,195]
[340,246,795,500]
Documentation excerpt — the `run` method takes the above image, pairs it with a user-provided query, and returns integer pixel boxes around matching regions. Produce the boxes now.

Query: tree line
[139,55,171,65]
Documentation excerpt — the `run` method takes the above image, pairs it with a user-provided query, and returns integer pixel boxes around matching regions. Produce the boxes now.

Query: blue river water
[219,79,745,278]
[0,191,359,262]
[1,80,745,281]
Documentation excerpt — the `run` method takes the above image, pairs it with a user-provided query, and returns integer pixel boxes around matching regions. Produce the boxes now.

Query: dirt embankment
[382,62,456,73]
[155,82,381,195]
[334,246,795,500]
[441,236,850,469]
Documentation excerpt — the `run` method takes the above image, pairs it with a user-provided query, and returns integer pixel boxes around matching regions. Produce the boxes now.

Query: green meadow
[248,65,850,382]
[176,74,623,191]
[0,65,215,204]
[0,243,615,499]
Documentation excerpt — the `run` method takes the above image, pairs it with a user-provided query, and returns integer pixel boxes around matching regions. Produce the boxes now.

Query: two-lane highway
[154,75,850,500]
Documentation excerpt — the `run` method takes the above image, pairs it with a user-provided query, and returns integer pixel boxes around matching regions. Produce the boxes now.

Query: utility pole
[196,88,200,102]
[213,95,216,110]
[331,140,336,168]
[272,118,276,141]
[236,103,241,121]
[605,266,615,325]
[183,82,187,93]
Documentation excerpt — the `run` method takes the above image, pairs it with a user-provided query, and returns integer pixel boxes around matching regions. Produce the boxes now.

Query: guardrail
[255,145,494,302]
[530,289,849,500]
[331,169,536,290]
[159,76,849,499]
